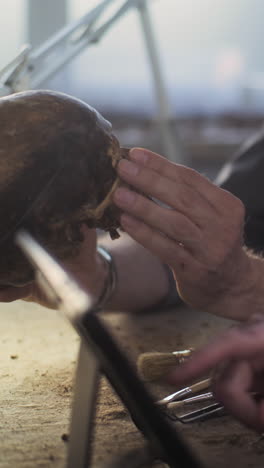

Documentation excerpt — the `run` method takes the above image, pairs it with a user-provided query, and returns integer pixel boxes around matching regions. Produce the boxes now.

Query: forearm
[98,232,170,312]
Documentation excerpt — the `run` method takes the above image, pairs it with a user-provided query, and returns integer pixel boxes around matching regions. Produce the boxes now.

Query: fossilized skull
[0,90,128,286]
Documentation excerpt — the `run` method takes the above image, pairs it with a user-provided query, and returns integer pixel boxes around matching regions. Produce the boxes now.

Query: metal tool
[159,384,226,424]
[167,403,226,424]
[166,390,259,422]
[15,230,202,468]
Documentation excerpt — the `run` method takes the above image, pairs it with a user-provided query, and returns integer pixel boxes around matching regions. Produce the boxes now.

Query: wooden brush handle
[189,378,211,393]
[168,400,186,410]
[168,392,213,409]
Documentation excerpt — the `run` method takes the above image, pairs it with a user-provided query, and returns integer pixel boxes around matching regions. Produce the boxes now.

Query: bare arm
[0,229,170,312]
[99,232,170,311]
[3,147,264,318]
[113,147,264,321]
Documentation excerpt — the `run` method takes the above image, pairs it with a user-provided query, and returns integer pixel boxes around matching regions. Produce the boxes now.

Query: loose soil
[0,300,263,467]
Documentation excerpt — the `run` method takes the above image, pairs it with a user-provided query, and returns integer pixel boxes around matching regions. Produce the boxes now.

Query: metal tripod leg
[137,0,186,164]
[67,339,100,468]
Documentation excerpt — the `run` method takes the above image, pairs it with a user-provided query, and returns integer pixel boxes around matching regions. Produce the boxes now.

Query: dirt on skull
[0,90,128,286]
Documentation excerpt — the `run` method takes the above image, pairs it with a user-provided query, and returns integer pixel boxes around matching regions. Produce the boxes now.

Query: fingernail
[118,159,139,176]
[130,148,148,164]
[114,188,136,206]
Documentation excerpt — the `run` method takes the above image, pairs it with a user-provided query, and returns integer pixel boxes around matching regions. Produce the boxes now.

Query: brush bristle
[137,352,185,382]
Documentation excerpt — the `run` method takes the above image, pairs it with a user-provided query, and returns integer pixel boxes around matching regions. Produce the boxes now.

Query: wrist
[207,249,263,321]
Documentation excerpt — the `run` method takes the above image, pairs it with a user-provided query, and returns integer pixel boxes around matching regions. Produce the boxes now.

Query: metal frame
[67,341,100,467]
[15,230,201,468]
[0,0,182,162]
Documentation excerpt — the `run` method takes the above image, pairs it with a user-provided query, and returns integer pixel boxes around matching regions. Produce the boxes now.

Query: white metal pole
[137,0,186,164]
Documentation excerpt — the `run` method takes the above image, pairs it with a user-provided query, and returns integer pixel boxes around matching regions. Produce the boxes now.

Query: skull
[0,90,128,286]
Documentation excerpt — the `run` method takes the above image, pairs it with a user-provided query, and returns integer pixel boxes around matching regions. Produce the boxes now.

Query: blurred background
[1,0,264,178]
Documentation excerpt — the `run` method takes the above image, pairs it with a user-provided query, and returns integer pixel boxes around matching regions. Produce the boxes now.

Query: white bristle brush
[137,349,194,382]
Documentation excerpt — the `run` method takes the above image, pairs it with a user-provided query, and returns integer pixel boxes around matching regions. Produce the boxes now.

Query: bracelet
[94,245,117,311]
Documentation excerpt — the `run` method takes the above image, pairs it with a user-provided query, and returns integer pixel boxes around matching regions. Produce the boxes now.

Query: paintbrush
[167,390,258,411]
[167,391,214,409]
[137,349,194,382]
[157,378,211,406]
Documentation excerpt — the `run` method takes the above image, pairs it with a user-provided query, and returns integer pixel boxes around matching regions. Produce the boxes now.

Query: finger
[130,148,213,191]
[213,360,263,432]
[117,157,214,220]
[114,187,201,248]
[128,148,229,208]
[120,213,191,268]
[168,322,264,386]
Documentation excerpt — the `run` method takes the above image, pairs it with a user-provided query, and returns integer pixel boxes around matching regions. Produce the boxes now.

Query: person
[216,124,264,254]
[112,144,264,432]
[168,314,264,433]
[0,147,255,319]
[2,130,264,431]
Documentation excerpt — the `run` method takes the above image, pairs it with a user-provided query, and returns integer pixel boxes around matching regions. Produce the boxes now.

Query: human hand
[0,227,105,308]
[113,147,258,320]
[168,316,264,432]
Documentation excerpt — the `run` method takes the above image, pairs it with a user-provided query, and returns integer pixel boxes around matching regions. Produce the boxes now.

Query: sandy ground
[0,300,264,467]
